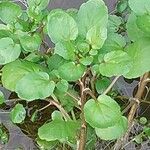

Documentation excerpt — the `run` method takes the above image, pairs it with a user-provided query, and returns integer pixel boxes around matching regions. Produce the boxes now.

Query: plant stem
[78,80,87,150]
[103,76,120,95]
[83,88,97,100]
[46,98,71,120]
[114,72,149,150]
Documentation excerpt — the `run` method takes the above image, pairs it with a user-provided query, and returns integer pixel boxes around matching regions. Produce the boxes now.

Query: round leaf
[2,60,41,91]
[0,37,21,65]
[99,51,132,77]
[58,62,85,81]
[86,25,107,49]
[47,9,78,43]
[0,1,22,24]
[124,38,150,78]
[10,104,26,123]
[20,34,41,52]
[38,120,79,142]
[117,0,128,13]
[84,95,122,128]
[126,13,145,41]
[128,0,150,15]
[15,72,55,101]
[95,116,128,140]
[77,0,108,36]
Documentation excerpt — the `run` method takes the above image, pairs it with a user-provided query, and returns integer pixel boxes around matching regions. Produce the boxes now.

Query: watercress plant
[0,0,150,149]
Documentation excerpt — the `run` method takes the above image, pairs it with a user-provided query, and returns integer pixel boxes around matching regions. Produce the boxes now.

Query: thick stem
[78,80,87,150]
[114,72,149,150]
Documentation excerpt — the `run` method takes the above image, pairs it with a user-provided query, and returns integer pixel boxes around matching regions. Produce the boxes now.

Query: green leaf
[15,72,55,101]
[0,37,21,65]
[0,1,22,24]
[36,138,58,150]
[56,80,68,93]
[128,0,150,15]
[76,41,90,54]
[51,111,63,121]
[10,104,26,123]
[31,110,39,122]
[77,0,108,49]
[99,51,132,77]
[0,24,12,39]
[55,89,77,112]
[38,120,79,142]
[124,38,150,78]
[134,134,143,144]
[0,91,5,105]
[126,13,145,41]
[66,8,78,19]
[95,116,128,140]
[80,56,93,66]
[108,15,122,33]
[27,0,49,11]
[89,49,98,56]
[136,14,150,35]
[95,78,111,94]
[25,53,42,63]
[47,54,66,71]
[58,62,85,81]
[84,95,122,128]
[47,9,78,43]
[143,127,150,137]
[117,0,128,13]
[77,0,108,36]
[20,34,41,52]
[139,117,147,125]
[55,41,76,60]
[2,60,41,91]
[101,33,126,53]
[86,25,107,49]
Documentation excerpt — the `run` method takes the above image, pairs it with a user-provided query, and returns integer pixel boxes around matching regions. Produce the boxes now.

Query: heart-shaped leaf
[84,95,122,128]
[38,120,79,142]
[0,1,22,24]
[20,34,41,52]
[58,62,85,81]
[47,9,78,43]
[15,72,55,101]
[2,60,41,91]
